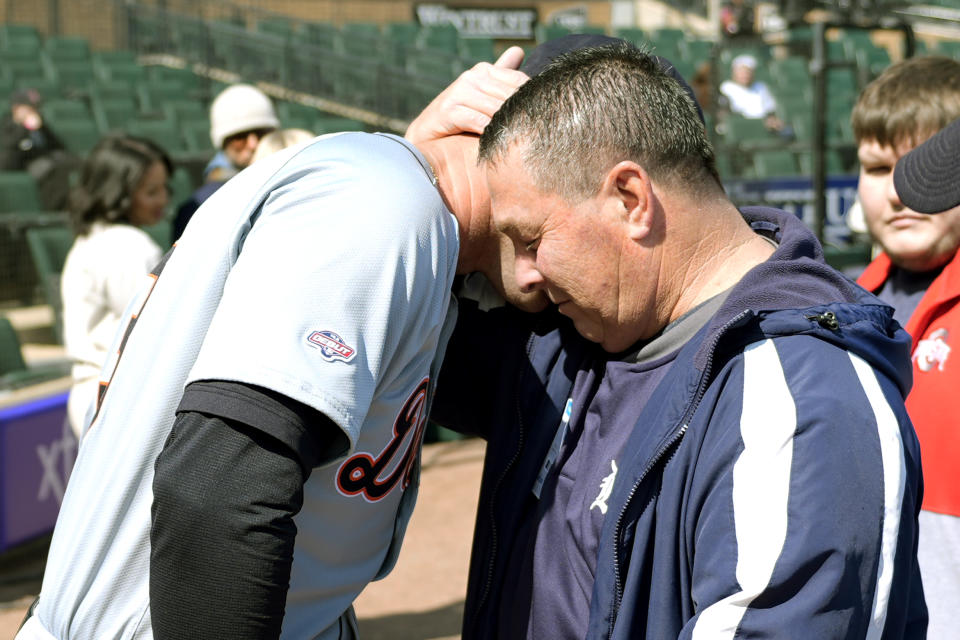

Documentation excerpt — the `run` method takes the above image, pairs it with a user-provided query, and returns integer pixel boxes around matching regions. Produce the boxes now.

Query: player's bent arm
[150,380,346,640]
[679,339,925,638]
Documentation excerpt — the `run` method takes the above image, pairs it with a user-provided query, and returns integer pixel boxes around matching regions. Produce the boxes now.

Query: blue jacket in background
[432,206,926,639]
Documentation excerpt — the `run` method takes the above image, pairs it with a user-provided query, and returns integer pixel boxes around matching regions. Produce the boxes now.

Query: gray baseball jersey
[21,132,459,639]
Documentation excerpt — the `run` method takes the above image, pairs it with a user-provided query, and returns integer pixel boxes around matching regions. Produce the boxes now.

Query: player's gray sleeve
[150,381,343,639]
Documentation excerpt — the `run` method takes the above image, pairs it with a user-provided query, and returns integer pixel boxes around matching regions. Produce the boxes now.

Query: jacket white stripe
[693,339,796,638]
[849,352,905,640]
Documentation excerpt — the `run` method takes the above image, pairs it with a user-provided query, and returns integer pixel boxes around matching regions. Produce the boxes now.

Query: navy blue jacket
[432,207,926,639]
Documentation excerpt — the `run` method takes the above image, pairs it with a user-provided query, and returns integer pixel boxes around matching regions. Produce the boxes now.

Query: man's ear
[603,161,654,242]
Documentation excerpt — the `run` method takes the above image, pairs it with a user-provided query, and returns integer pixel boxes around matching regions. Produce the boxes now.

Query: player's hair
[477,43,719,201]
[68,135,173,236]
[852,55,960,149]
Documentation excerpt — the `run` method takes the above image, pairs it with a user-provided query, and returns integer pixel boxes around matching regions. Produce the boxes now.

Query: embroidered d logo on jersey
[307,330,356,363]
[337,377,430,502]
[913,328,951,372]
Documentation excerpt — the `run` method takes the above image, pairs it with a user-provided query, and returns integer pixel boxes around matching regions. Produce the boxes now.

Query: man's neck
[415,135,492,275]
[665,203,774,324]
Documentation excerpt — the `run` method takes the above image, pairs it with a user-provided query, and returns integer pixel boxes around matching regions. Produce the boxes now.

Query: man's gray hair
[478,44,718,201]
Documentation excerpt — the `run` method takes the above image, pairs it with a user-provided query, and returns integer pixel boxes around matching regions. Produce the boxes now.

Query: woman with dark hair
[61,135,172,437]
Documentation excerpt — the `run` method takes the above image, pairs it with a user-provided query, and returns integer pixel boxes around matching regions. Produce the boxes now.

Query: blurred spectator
[61,135,172,438]
[719,54,793,139]
[250,127,315,164]
[851,55,960,640]
[720,0,756,39]
[204,83,279,182]
[173,84,280,241]
[0,88,78,210]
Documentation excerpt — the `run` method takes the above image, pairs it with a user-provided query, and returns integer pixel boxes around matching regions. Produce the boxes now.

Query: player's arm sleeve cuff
[177,380,350,469]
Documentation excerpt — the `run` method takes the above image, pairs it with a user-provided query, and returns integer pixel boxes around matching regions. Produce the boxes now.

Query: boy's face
[858,138,960,272]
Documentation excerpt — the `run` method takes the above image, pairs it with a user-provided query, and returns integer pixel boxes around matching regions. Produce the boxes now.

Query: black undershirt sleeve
[150,380,348,640]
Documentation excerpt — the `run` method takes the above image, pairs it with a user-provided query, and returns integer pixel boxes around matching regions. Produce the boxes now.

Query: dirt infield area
[0,437,485,640]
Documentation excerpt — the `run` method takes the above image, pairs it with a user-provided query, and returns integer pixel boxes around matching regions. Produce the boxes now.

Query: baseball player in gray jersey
[18,50,541,640]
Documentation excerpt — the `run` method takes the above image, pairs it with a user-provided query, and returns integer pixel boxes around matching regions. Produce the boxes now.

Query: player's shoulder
[293,132,432,181]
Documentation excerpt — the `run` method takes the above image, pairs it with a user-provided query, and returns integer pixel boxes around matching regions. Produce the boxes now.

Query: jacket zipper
[468,330,537,633]
[607,310,751,638]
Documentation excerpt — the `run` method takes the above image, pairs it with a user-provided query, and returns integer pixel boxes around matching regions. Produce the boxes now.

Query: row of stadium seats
[0,27,367,156]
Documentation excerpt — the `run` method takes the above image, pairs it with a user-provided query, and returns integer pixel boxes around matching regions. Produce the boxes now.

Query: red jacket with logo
[859,250,960,517]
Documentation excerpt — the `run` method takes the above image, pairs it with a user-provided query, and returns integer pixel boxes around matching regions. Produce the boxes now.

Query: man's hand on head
[405,46,527,144]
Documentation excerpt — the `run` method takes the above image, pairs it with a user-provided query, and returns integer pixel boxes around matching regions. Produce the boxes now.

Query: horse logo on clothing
[914,328,951,372]
[590,459,618,515]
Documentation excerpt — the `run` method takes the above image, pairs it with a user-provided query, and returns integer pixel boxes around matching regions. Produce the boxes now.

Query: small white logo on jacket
[591,459,618,515]
[913,328,951,372]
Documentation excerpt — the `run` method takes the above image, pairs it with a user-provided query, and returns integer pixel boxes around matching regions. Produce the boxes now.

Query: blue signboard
[0,391,75,552]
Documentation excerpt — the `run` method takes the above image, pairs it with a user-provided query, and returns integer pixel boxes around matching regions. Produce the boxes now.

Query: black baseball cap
[893,117,960,214]
[519,33,706,125]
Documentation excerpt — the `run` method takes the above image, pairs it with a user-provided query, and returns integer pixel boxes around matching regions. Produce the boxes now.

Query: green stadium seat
[797,150,849,175]
[302,22,340,50]
[0,171,42,212]
[15,77,61,101]
[98,60,148,84]
[47,61,97,94]
[277,101,320,128]
[167,167,195,212]
[24,225,74,343]
[55,119,102,155]
[833,117,856,144]
[459,38,497,63]
[2,57,45,81]
[312,117,365,134]
[385,21,420,44]
[142,220,172,251]
[0,24,41,55]
[647,27,684,59]
[136,80,189,114]
[857,46,892,77]
[44,36,91,63]
[826,40,846,61]
[679,39,714,64]
[752,150,799,177]
[612,27,647,47]
[257,18,294,39]
[713,149,735,180]
[42,99,94,124]
[417,24,460,54]
[406,48,460,85]
[93,50,138,68]
[89,78,138,102]
[126,118,185,153]
[0,315,28,378]
[0,316,60,387]
[722,115,773,142]
[536,24,572,43]
[162,100,208,125]
[181,120,213,152]
[92,96,139,133]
